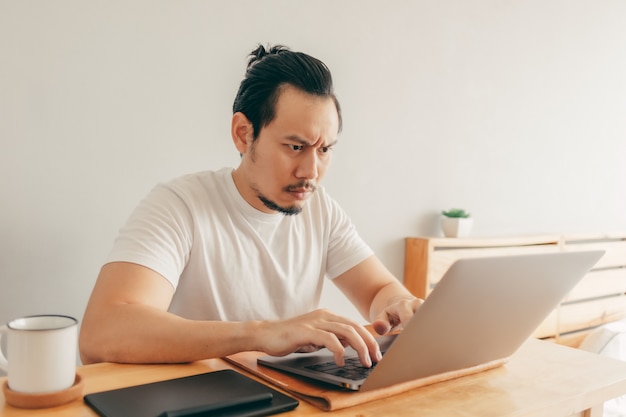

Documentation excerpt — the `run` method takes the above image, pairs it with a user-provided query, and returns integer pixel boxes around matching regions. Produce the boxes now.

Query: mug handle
[0,325,8,371]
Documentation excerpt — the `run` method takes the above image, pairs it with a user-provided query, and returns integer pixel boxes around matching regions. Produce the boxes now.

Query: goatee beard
[257,181,316,216]
[258,196,303,215]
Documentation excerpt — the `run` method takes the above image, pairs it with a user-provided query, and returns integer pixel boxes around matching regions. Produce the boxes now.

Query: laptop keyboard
[305,357,378,381]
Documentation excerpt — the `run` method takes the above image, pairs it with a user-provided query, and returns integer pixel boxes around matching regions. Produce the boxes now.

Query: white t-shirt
[106,168,373,321]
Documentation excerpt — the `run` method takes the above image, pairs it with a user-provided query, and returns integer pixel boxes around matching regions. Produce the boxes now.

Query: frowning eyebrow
[285,135,338,147]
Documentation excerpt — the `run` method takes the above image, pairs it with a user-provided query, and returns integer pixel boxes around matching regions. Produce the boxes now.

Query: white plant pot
[441,216,473,238]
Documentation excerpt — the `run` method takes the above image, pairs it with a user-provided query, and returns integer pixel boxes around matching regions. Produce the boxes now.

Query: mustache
[284,181,316,193]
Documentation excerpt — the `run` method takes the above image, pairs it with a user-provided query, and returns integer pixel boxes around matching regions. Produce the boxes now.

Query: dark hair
[232,44,342,139]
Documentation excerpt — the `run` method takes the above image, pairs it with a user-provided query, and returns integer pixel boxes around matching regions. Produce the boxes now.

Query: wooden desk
[2,339,626,417]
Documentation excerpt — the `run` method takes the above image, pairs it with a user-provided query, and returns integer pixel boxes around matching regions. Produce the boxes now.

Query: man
[79,44,421,368]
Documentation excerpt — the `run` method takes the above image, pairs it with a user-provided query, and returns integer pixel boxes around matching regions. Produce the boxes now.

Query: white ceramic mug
[0,315,78,393]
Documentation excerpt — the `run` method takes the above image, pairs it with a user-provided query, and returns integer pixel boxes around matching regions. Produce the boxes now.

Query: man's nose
[296,151,319,180]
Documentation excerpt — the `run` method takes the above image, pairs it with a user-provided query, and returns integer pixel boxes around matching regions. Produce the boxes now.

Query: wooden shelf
[404,233,626,347]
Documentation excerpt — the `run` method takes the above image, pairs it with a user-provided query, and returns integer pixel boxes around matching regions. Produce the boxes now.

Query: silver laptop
[258,251,604,391]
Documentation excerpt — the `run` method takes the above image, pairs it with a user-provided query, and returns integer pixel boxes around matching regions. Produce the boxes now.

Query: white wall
[2,1,625,336]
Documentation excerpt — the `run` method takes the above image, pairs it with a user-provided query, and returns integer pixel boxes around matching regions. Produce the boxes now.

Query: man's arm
[79,262,380,366]
[333,255,423,336]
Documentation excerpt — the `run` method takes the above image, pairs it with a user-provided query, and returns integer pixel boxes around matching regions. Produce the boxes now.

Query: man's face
[232,85,339,215]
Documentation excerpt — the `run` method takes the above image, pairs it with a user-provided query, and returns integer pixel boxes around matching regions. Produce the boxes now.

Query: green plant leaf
[441,208,470,218]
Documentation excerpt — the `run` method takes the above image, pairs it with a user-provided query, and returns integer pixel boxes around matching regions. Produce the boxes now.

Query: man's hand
[371,296,423,336]
[256,309,382,367]
[331,256,423,339]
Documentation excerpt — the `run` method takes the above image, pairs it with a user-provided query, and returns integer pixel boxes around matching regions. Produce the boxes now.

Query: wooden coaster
[2,374,84,409]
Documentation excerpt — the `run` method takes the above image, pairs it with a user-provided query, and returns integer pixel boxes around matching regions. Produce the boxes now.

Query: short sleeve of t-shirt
[106,182,194,286]
[322,194,373,280]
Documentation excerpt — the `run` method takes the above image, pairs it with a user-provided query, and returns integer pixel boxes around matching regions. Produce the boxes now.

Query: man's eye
[289,145,304,151]
[319,146,332,154]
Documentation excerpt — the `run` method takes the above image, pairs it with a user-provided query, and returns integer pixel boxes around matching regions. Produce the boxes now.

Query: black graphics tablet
[84,369,298,417]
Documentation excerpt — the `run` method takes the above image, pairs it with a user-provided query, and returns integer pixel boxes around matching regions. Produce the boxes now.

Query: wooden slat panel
[403,233,626,346]
[422,235,560,249]
[563,232,626,241]
[562,240,626,269]
[558,296,626,334]
[428,245,560,287]
[565,268,626,302]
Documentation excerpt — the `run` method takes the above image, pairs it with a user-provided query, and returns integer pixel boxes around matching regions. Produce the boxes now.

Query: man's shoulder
[141,168,234,212]
[160,168,231,193]
[166,167,230,185]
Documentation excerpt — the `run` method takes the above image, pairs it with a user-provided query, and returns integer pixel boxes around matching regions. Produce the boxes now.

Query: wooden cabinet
[404,233,626,346]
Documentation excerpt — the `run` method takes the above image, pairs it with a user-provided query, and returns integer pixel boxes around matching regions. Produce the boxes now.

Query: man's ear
[231,112,254,154]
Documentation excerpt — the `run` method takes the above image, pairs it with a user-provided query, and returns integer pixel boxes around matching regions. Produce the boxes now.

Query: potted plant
[440,208,473,238]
